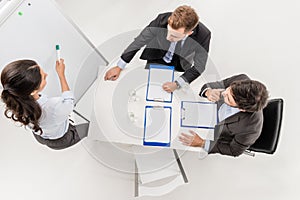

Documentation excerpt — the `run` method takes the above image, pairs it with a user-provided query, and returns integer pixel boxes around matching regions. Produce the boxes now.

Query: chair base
[243,150,255,157]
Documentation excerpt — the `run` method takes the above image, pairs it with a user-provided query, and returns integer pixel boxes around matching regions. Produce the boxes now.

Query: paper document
[143,106,172,147]
[181,101,218,129]
[146,65,174,103]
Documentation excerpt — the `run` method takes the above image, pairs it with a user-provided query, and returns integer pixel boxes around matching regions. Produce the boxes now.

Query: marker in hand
[56,44,61,62]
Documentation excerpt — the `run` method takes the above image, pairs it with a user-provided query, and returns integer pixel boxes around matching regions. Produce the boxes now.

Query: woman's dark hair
[1,60,43,133]
[230,79,269,112]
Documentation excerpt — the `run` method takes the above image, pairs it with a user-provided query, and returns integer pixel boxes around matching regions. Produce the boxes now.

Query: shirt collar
[36,93,48,106]
[182,35,188,41]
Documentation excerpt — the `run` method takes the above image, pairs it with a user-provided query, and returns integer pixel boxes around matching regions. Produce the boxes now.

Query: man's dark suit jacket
[120,12,211,84]
[199,74,263,157]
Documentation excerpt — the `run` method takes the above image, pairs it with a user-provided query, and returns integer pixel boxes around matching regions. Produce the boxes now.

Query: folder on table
[181,101,218,129]
[143,106,172,147]
[146,64,174,103]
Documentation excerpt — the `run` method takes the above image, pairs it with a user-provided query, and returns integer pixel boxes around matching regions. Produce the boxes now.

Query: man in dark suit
[104,5,211,93]
[179,74,269,157]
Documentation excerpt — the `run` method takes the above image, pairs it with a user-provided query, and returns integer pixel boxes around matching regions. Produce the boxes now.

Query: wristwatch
[174,80,181,89]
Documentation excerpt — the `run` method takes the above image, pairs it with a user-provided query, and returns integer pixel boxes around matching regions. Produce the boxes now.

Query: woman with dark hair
[1,59,81,150]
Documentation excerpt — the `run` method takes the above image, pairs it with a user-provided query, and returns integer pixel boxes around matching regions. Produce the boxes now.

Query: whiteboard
[0,0,108,103]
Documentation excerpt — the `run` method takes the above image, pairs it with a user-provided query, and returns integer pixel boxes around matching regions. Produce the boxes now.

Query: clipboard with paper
[143,106,172,147]
[146,65,174,103]
[181,101,218,129]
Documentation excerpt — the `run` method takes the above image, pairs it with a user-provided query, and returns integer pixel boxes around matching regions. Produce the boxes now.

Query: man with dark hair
[179,74,269,157]
[104,5,211,93]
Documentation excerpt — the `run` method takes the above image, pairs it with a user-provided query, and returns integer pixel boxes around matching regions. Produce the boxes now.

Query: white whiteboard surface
[0,0,107,103]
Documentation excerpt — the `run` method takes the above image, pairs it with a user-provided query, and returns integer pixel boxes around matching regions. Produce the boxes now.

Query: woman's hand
[56,59,66,79]
[55,58,70,92]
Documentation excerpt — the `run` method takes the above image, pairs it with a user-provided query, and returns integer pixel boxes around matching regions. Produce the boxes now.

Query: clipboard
[143,106,172,147]
[181,101,218,129]
[146,64,174,103]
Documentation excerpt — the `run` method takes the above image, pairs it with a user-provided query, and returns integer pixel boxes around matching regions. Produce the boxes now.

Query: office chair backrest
[248,98,283,154]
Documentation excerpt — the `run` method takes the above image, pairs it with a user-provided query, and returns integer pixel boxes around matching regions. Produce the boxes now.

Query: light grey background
[0,0,299,199]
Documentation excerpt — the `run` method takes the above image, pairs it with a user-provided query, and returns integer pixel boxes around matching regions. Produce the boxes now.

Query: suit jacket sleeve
[199,74,250,97]
[120,14,166,63]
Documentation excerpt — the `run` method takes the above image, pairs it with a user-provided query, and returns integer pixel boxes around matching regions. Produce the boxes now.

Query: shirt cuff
[200,88,210,97]
[62,91,75,101]
[175,77,188,88]
[203,140,210,152]
[117,58,127,69]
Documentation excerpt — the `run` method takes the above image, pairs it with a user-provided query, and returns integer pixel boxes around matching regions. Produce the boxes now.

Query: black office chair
[244,98,284,156]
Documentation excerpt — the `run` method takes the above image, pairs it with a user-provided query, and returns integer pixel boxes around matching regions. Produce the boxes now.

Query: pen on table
[56,44,61,62]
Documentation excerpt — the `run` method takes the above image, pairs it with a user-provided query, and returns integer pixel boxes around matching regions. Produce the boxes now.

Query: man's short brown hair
[168,5,199,32]
[230,79,269,112]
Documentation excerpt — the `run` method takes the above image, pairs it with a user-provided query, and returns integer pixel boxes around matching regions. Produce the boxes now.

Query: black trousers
[33,124,81,150]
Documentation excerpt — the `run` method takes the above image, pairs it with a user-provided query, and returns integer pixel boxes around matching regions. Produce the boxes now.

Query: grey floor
[1,0,299,199]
